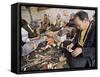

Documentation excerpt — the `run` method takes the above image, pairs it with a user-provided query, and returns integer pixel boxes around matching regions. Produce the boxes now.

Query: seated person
[62,10,70,25]
[21,19,38,57]
[61,20,77,41]
[67,13,76,27]
[52,14,63,31]
[21,19,30,44]
[40,14,50,33]
[21,19,38,39]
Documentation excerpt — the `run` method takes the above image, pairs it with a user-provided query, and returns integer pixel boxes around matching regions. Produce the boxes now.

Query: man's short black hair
[21,19,28,27]
[75,11,89,21]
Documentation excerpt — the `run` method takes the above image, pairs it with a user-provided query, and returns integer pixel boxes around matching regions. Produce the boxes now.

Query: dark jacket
[73,21,96,48]
[23,25,38,38]
[70,21,96,67]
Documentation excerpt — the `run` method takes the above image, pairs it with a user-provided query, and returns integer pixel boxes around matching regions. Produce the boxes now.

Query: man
[67,13,76,27]
[21,19,30,44]
[67,11,96,68]
[62,10,70,24]
[21,19,38,39]
[41,14,50,33]
[21,19,38,56]
[53,13,63,30]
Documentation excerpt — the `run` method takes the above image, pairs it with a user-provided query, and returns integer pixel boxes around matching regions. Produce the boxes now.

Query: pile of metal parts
[21,47,70,71]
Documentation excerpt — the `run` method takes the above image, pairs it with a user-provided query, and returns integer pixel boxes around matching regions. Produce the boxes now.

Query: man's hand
[71,47,82,57]
[67,43,74,49]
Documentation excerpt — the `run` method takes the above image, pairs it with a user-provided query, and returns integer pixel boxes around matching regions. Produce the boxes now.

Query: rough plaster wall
[21,6,95,24]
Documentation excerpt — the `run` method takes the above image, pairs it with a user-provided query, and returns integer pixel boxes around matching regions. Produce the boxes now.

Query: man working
[67,11,96,68]
[41,14,50,33]
[53,13,63,31]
